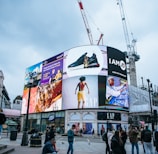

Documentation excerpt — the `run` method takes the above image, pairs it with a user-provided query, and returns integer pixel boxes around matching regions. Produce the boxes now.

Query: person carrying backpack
[128,126,139,154]
[141,125,154,154]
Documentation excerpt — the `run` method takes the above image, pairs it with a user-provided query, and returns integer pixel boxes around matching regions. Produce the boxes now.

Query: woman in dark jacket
[111,130,123,154]
[44,127,50,144]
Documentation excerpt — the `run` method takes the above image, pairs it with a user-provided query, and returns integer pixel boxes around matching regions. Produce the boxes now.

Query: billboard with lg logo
[21,45,129,114]
[107,46,127,80]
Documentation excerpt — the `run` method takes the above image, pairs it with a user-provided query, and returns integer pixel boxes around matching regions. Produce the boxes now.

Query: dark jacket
[67,129,74,142]
[111,135,123,154]
[0,113,6,125]
[49,127,56,139]
[129,128,139,143]
[141,129,152,142]
[44,130,50,144]
[154,131,158,151]
[120,130,127,145]
[42,140,57,154]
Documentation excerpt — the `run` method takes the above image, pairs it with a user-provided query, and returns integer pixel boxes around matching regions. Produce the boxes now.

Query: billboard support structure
[147,79,154,131]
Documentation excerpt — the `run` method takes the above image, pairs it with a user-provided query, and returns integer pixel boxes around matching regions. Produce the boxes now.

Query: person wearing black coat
[44,127,50,144]
[49,126,56,140]
[111,130,123,154]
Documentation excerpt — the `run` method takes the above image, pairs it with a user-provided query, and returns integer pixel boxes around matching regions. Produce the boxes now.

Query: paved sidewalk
[0,132,147,154]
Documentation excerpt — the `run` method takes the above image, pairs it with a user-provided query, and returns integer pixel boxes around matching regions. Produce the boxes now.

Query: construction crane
[116,0,140,86]
[77,0,103,45]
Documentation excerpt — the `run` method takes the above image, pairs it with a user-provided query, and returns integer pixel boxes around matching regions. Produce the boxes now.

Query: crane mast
[117,0,140,86]
[117,0,131,51]
[78,0,93,45]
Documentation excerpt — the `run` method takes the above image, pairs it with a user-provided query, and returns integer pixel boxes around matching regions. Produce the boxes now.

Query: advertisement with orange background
[21,87,38,114]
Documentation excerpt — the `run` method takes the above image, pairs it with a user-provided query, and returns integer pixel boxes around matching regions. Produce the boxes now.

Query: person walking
[120,127,127,154]
[67,124,76,154]
[111,130,123,154]
[107,127,114,154]
[102,130,110,154]
[141,125,154,154]
[128,126,139,154]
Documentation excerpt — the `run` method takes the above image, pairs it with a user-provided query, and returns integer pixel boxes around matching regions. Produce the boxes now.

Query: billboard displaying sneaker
[63,45,108,79]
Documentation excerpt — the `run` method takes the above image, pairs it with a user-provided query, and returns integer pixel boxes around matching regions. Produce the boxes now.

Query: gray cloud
[0,0,158,101]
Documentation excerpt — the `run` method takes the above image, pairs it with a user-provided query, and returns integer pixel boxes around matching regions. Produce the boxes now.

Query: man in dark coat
[128,126,139,154]
[67,124,76,154]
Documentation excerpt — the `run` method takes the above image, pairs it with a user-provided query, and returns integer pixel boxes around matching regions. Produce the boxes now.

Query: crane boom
[117,0,140,86]
[117,0,131,51]
[97,33,104,45]
[78,0,93,45]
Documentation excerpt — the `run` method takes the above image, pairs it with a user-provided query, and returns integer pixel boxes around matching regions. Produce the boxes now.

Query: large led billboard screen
[107,47,127,80]
[63,45,108,79]
[62,75,98,109]
[21,53,64,114]
[98,75,129,108]
[21,45,128,114]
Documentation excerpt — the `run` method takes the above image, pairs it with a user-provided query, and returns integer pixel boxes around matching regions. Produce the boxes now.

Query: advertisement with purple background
[40,53,64,85]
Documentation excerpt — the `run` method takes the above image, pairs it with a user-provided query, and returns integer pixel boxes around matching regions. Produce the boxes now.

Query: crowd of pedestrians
[38,123,158,154]
[102,124,158,154]
[102,126,127,154]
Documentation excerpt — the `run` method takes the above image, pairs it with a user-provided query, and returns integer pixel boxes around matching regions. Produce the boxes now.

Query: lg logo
[109,58,126,71]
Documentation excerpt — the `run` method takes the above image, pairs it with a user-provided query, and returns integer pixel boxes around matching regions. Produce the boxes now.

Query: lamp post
[21,82,32,146]
[147,79,154,131]
[106,110,109,132]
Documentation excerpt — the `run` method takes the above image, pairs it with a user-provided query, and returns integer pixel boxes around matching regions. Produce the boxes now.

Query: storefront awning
[3,108,20,117]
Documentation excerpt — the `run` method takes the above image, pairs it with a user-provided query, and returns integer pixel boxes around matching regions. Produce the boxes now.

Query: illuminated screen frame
[21,45,128,114]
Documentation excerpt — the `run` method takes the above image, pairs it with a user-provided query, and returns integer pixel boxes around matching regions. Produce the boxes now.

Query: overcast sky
[0,0,158,102]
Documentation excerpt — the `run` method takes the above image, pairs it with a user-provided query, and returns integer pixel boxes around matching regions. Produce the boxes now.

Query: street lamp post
[21,82,32,146]
[106,110,109,133]
[147,79,154,131]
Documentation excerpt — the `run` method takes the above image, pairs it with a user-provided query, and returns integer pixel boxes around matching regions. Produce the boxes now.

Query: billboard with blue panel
[21,45,129,114]
[21,53,64,114]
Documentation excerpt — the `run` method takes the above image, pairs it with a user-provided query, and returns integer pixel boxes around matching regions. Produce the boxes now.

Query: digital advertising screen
[24,62,43,87]
[40,53,64,85]
[107,47,127,80]
[98,75,129,108]
[21,53,64,114]
[62,75,98,110]
[63,45,107,79]
[106,75,129,108]
[21,45,129,114]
